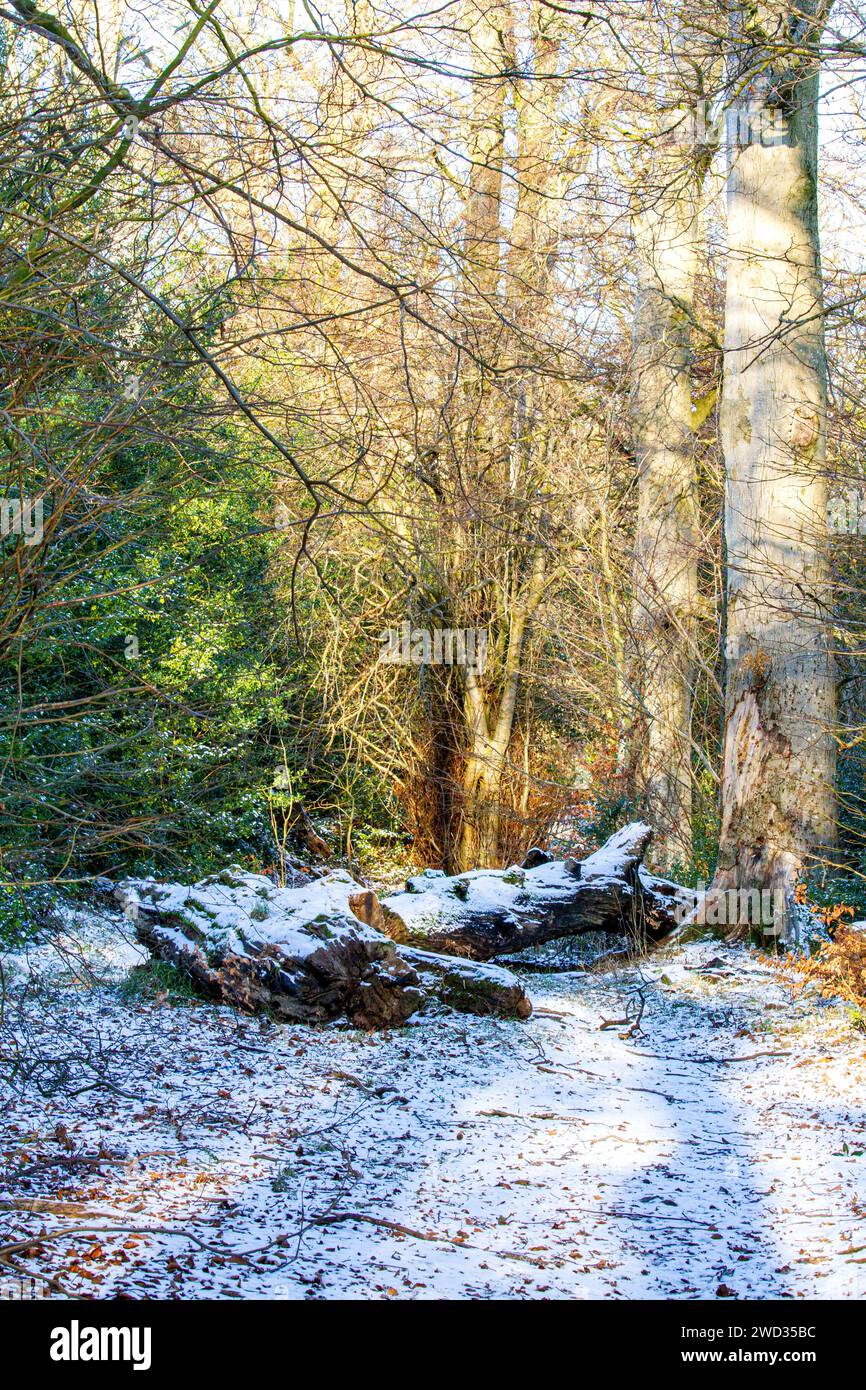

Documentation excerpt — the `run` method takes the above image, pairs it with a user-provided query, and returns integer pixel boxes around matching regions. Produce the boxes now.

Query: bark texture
[397,946,533,1020]
[116,867,531,1028]
[377,822,685,962]
[715,1,836,924]
[629,94,708,873]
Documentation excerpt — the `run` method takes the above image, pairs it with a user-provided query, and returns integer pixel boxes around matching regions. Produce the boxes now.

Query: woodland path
[3,920,866,1299]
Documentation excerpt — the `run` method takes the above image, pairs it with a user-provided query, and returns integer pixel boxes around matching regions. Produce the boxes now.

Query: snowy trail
[3,919,866,1299]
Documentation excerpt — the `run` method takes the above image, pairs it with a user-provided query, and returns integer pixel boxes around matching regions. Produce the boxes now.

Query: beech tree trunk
[715,1,836,930]
[629,92,708,874]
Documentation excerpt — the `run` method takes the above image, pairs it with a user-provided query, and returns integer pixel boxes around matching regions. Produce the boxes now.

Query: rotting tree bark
[115,867,532,1029]
[714,0,837,932]
[353,822,687,962]
[131,897,422,1031]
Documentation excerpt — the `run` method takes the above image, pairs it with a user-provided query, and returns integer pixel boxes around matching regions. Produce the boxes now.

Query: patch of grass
[120,958,198,1005]
[271,1163,297,1192]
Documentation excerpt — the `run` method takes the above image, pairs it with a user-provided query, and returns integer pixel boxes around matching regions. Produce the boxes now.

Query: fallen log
[370,822,688,962]
[117,867,530,1028]
[398,946,532,1020]
[119,868,421,1029]
[117,823,681,1023]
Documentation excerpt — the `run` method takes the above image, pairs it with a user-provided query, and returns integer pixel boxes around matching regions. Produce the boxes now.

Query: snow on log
[115,867,531,1028]
[396,947,532,1020]
[374,822,686,962]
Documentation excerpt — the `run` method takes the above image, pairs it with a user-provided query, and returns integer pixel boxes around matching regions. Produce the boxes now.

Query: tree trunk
[461,0,509,309]
[456,545,547,870]
[117,867,532,1028]
[715,1,836,931]
[449,5,559,873]
[381,822,687,961]
[458,750,501,872]
[629,100,707,874]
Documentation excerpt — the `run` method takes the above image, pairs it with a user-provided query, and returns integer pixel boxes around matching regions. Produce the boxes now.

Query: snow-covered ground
[2,911,866,1300]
